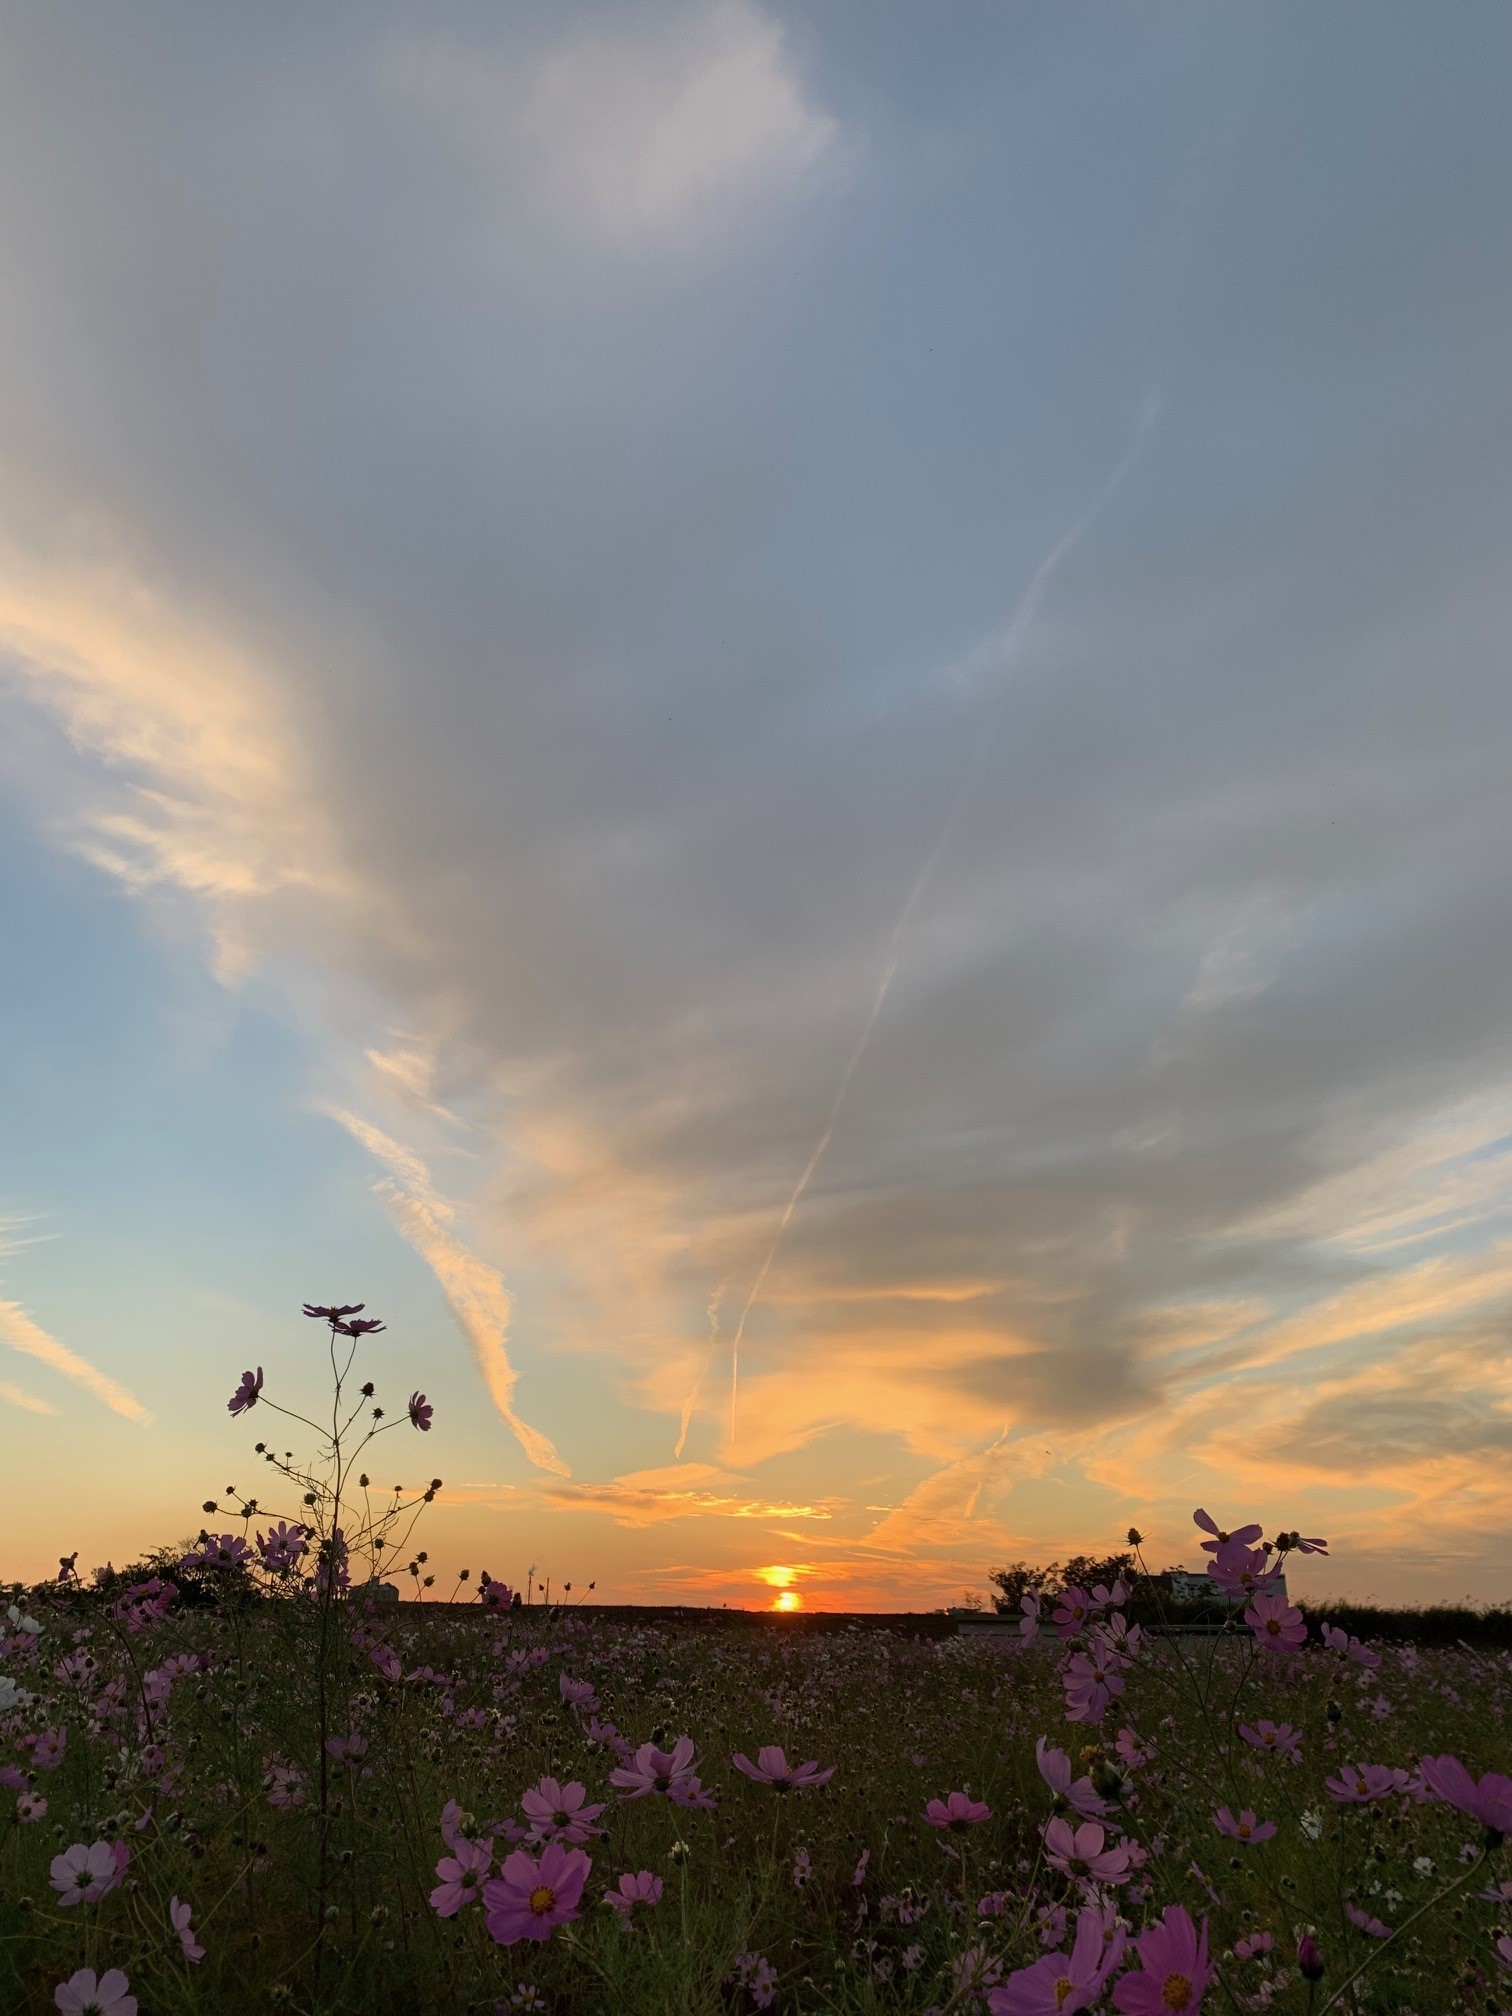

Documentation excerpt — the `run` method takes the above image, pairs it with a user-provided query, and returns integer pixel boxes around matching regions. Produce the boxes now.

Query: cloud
[382,3,839,255]
[0,1300,150,1424]
[323,1105,569,1477]
[0,1379,56,1416]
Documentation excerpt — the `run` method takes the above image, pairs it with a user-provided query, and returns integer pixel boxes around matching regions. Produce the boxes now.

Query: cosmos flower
[1035,1738,1107,1819]
[732,1745,835,1791]
[169,1896,204,1962]
[989,1903,1125,2016]
[1212,1807,1276,1844]
[1112,1906,1213,2014]
[53,1969,137,2016]
[1419,1756,1512,1836]
[482,1842,591,1945]
[1193,1508,1262,1555]
[604,1870,663,1926]
[1233,1932,1274,1960]
[519,1776,605,1844]
[1238,1719,1302,1762]
[609,1736,700,1800]
[303,1302,366,1322]
[408,1391,433,1431]
[924,1791,991,1831]
[430,1836,493,1916]
[1346,1902,1392,1938]
[50,1841,121,1906]
[1326,1764,1406,1804]
[1042,1818,1130,1884]
[1243,1590,1306,1651]
[227,1368,263,1416]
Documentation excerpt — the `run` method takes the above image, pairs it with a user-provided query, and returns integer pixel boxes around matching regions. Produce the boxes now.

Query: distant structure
[356,1579,400,1605]
[1155,1566,1288,1607]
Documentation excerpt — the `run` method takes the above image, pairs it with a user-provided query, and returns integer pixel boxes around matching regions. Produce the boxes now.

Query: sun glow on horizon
[773,1588,803,1612]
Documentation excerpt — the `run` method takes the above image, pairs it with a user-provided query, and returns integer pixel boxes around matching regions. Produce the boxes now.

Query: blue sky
[3,3,1512,1606]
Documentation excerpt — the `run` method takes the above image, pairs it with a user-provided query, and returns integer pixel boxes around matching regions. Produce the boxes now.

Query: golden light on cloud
[755,1564,797,1587]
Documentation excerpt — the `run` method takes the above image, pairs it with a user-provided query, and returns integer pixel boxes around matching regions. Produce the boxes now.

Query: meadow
[2,1307,1510,2015]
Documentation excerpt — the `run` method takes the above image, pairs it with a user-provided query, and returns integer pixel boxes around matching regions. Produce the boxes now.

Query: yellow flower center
[528,1884,556,1915]
[1238,1822,1251,1838]
[1055,1978,1076,2008]
[1163,1975,1192,2010]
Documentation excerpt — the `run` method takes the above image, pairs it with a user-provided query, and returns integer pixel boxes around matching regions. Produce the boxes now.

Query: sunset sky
[3,4,1512,1609]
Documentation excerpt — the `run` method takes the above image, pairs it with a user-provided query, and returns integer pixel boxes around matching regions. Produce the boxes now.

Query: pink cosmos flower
[1496,1934,1512,1971]
[31,1727,67,1772]
[1062,1650,1125,1723]
[54,1969,137,2016]
[480,1578,514,1614]
[18,1792,47,1822]
[430,1835,493,1916]
[559,1673,599,1713]
[1243,1589,1305,1651]
[1112,1905,1213,2014]
[1233,1932,1274,1960]
[608,1735,699,1799]
[668,1773,718,1810]
[1326,1763,1404,1804]
[1193,1508,1263,1556]
[604,1870,663,1925]
[266,1764,305,1810]
[1116,1727,1153,1769]
[482,1842,591,1944]
[1052,1587,1095,1635]
[169,1896,204,1962]
[1209,1542,1281,1599]
[732,1745,835,1791]
[1212,1807,1276,1844]
[1019,1593,1041,1644]
[989,1903,1126,2015]
[1035,1738,1106,1818]
[520,1776,605,1843]
[1419,1755,1512,1836]
[925,1790,991,1832]
[50,1841,120,1906]
[1043,1818,1131,1884]
[1321,1623,1381,1667]
[0,1763,28,1793]
[227,1368,263,1416]
[1346,1902,1391,1938]
[1297,1934,1324,1980]
[408,1391,433,1431]
[368,1642,401,1682]
[1238,1719,1302,1762]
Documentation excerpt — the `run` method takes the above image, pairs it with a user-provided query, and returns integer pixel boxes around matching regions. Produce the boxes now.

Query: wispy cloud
[323,1105,569,1477]
[0,1300,150,1424]
[0,1378,56,1416]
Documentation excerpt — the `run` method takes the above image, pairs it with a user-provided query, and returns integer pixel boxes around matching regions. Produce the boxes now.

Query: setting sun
[773,1589,803,1613]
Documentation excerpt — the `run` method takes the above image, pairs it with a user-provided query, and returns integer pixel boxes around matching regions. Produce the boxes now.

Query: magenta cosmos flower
[520,1776,605,1843]
[732,1745,835,1791]
[1043,1818,1130,1884]
[1210,1542,1282,1599]
[303,1301,365,1322]
[1193,1507,1262,1554]
[1346,1902,1392,1939]
[54,1969,137,2016]
[989,1903,1126,2015]
[50,1841,123,1906]
[1112,1906,1213,2014]
[1238,1719,1301,1762]
[1419,1755,1512,1837]
[1035,1738,1106,1819]
[609,1735,699,1799]
[1243,1589,1305,1651]
[1212,1807,1276,1845]
[605,1870,664,1926]
[1326,1763,1405,1804]
[169,1896,204,1962]
[430,1835,493,1916]
[408,1391,433,1431]
[925,1790,991,1832]
[227,1368,263,1416]
[482,1842,591,1945]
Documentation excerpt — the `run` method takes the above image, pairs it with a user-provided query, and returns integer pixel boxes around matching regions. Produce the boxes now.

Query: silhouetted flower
[408,1391,433,1432]
[227,1368,263,1416]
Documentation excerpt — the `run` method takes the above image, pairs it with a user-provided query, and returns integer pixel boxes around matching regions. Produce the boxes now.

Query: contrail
[674,1281,725,1460]
[726,396,1160,1454]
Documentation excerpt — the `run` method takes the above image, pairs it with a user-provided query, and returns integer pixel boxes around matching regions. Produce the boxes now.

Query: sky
[3,3,1512,1610]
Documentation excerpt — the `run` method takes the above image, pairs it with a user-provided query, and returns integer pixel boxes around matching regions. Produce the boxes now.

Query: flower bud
[668,1839,691,1865]
[1297,1934,1324,1981]
[1127,1527,1144,1546]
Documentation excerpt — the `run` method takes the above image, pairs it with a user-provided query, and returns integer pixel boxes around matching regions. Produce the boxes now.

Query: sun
[772,1590,803,1613]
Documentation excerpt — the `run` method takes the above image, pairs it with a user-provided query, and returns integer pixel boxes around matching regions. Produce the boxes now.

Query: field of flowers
[3,1305,1510,2015]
